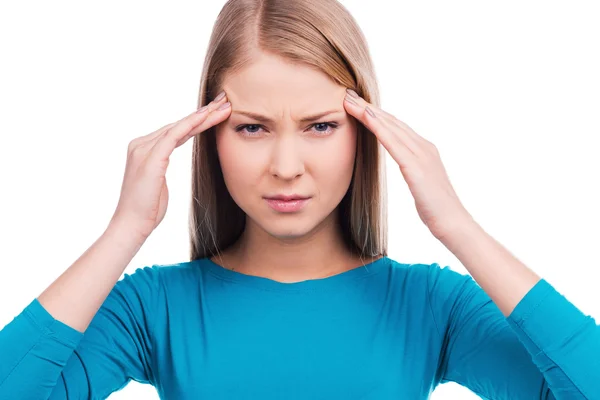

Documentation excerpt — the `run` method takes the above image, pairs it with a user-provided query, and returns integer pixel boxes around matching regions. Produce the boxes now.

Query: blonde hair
[189,0,388,261]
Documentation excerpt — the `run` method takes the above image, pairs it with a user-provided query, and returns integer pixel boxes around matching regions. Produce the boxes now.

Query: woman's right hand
[107,91,231,243]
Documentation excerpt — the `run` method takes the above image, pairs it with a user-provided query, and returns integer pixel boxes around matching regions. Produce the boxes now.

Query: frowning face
[214,51,358,240]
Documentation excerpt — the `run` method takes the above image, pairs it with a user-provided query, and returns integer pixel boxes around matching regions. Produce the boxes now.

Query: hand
[108,91,232,243]
[343,89,474,240]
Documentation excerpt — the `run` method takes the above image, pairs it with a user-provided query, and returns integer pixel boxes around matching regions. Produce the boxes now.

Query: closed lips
[265,195,310,201]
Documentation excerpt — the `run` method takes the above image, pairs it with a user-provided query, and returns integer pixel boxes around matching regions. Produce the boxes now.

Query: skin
[210,51,379,283]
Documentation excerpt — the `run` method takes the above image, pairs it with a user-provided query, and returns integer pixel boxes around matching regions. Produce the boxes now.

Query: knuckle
[177,118,195,132]
[130,142,151,158]
[161,122,177,131]
[127,139,140,152]
[427,140,439,153]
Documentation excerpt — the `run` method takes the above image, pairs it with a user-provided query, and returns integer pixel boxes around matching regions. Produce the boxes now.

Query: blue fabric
[0,257,598,399]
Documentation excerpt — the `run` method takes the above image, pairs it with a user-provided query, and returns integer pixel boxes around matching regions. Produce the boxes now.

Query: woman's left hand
[343,88,475,241]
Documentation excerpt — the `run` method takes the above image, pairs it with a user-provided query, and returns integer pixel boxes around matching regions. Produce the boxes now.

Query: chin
[264,220,316,239]
[251,211,325,240]
[239,198,337,240]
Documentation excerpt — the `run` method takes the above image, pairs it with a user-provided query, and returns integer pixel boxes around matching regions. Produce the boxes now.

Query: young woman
[0,0,598,399]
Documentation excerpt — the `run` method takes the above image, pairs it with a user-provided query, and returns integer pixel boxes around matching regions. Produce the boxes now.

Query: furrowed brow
[232,110,343,124]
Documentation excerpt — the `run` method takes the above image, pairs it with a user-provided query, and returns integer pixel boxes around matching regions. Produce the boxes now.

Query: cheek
[215,132,261,196]
[310,128,357,184]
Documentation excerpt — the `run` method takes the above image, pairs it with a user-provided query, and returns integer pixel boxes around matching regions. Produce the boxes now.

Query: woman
[0,0,597,399]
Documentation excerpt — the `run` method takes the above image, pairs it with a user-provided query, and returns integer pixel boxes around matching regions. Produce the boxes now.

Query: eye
[234,122,339,137]
[235,124,264,137]
[311,122,339,136]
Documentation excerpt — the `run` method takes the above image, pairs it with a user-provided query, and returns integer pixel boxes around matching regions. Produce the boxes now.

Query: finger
[132,112,205,154]
[149,97,231,161]
[355,99,425,147]
[184,95,231,139]
[142,92,230,147]
[128,122,177,150]
[375,111,422,156]
[172,93,233,147]
[343,93,416,158]
[343,90,427,155]
[343,94,415,167]
[173,102,231,148]
[379,111,431,150]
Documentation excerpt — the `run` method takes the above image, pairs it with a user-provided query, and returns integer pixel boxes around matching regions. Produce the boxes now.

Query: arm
[437,220,600,398]
[37,219,146,333]
[0,99,227,399]
[427,263,599,398]
[340,82,599,397]
[438,220,542,319]
[0,222,159,399]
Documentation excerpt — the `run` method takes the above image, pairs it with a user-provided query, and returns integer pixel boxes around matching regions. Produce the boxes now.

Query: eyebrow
[231,109,343,124]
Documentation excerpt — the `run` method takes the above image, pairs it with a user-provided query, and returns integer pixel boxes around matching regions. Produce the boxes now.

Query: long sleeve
[0,265,161,400]
[427,263,600,399]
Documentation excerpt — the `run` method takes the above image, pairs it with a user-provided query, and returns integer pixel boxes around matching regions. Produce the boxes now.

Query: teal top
[0,257,598,399]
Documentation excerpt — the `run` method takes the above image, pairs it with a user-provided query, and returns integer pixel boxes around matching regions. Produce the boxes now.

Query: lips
[264,195,311,201]
[265,195,310,213]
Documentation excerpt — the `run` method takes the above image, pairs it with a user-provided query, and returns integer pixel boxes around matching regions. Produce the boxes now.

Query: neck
[213,212,372,283]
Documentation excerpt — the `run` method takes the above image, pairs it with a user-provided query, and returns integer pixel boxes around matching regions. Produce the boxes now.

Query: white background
[1,1,599,399]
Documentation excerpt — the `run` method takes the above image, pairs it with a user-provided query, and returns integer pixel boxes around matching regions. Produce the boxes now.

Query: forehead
[221,53,346,112]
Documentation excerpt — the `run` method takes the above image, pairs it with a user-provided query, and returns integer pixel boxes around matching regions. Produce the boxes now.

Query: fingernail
[346,88,359,98]
[344,95,359,106]
[214,91,226,102]
[196,105,208,114]
[365,106,375,118]
[217,101,231,111]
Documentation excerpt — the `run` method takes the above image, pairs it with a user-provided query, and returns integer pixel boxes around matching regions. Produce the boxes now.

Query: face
[214,51,358,240]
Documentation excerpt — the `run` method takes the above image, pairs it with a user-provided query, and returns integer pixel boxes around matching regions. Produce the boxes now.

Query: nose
[268,135,305,180]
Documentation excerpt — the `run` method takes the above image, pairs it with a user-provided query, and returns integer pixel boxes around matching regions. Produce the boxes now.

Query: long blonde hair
[189,0,388,261]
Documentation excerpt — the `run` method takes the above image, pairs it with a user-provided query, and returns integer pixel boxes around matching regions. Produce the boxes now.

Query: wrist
[104,218,149,249]
[437,219,484,254]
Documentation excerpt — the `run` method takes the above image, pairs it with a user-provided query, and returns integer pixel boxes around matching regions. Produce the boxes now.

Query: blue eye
[313,122,338,134]
[236,124,262,136]
[234,122,339,137]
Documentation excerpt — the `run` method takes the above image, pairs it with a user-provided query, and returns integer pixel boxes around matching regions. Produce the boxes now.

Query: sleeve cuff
[26,298,85,348]
[507,279,590,348]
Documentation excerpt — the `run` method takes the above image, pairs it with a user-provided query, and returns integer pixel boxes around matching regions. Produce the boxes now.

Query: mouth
[263,195,312,213]
[264,194,311,201]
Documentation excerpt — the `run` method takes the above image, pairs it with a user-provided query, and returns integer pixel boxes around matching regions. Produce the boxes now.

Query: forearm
[438,220,541,317]
[37,220,146,333]
[0,221,151,397]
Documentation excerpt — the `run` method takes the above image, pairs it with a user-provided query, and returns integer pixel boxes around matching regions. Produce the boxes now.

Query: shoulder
[135,259,207,288]
[383,257,482,312]
[384,256,493,333]
[383,256,472,289]
[115,259,205,299]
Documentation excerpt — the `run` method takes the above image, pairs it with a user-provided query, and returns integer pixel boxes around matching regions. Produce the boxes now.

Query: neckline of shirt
[197,256,389,292]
